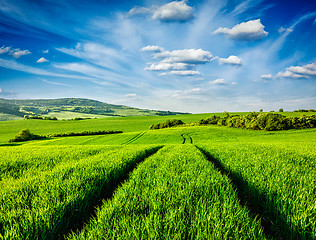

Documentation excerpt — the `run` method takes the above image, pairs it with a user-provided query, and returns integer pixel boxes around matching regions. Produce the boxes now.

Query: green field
[0,112,315,239]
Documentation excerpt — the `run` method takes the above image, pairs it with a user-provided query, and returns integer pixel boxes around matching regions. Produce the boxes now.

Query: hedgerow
[149,119,184,129]
[197,112,316,131]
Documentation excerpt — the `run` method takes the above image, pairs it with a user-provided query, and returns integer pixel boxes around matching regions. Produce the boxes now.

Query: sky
[0,0,315,113]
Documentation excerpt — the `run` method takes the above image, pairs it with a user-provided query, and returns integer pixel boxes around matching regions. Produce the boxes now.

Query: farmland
[0,112,315,239]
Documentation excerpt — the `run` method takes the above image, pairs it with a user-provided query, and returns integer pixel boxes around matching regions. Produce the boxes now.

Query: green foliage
[149,119,184,129]
[47,130,123,138]
[25,115,58,120]
[279,108,284,112]
[196,112,316,131]
[0,101,24,117]
[9,129,45,142]
[294,109,316,112]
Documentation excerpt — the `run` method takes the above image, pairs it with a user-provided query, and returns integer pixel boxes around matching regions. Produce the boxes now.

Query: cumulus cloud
[152,0,194,22]
[218,55,242,66]
[276,63,316,79]
[143,47,214,77]
[160,70,201,76]
[36,57,49,63]
[43,50,49,54]
[0,45,31,58]
[260,74,273,79]
[213,19,268,41]
[128,0,194,22]
[141,45,164,52]
[210,78,227,85]
[154,49,213,64]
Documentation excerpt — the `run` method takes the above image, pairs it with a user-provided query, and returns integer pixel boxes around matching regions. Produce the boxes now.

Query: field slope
[0,113,315,239]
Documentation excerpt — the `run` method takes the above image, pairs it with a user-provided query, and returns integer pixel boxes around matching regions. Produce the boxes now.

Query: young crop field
[0,113,315,239]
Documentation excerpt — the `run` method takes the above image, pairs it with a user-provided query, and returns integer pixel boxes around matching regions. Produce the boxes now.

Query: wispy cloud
[0,58,92,80]
[41,79,71,87]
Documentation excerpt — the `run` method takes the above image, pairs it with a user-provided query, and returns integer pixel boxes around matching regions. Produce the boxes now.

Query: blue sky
[0,0,315,112]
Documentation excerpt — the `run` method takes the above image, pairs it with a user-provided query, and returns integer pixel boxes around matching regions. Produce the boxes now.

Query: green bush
[149,119,184,130]
[9,129,45,142]
[195,112,316,131]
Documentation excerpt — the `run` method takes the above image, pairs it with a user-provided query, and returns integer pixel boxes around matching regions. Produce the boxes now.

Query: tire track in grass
[196,146,303,240]
[62,145,163,240]
[122,131,146,145]
[181,134,193,144]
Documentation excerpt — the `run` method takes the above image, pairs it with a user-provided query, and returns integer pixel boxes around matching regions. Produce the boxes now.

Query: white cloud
[287,63,316,76]
[276,63,316,79]
[232,82,237,85]
[278,27,293,34]
[152,0,194,22]
[0,45,31,58]
[0,58,92,80]
[0,46,11,54]
[276,71,308,79]
[43,50,49,54]
[160,70,201,76]
[0,88,2,93]
[128,6,152,16]
[36,57,49,63]
[10,49,31,58]
[154,49,213,64]
[141,45,164,52]
[218,55,242,66]
[210,78,227,85]
[145,62,192,71]
[260,74,273,79]
[126,93,137,98]
[143,47,214,77]
[42,79,70,87]
[213,19,268,41]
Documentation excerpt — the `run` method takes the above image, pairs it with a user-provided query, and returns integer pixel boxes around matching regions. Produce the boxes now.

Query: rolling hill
[0,98,189,121]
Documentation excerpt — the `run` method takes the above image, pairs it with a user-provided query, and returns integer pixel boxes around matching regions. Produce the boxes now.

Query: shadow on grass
[196,146,310,240]
[0,143,21,147]
[57,146,164,240]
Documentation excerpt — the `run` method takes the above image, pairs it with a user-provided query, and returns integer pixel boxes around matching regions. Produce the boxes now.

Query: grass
[0,112,315,239]
[0,145,161,239]
[68,145,266,240]
[198,142,316,239]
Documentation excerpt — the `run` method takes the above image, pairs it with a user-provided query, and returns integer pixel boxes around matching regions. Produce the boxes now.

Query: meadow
[0,112,315,239]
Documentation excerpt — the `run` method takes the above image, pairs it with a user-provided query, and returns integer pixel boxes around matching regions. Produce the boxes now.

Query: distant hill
[0,98,189,121]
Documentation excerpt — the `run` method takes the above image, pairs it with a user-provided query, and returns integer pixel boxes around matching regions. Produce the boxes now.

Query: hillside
[0,98,189,121]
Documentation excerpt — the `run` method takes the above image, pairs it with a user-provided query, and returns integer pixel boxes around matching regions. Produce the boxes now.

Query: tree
[279,108,284,112]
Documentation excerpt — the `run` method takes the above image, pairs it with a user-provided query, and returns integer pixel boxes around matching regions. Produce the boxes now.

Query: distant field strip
[69,145,266,240]
[0,145,161,240]
[198,143,316,240]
